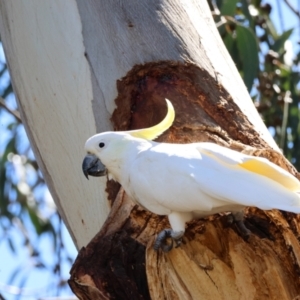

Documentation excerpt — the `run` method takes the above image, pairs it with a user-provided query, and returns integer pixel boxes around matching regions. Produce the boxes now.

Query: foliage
[212,0,300,169]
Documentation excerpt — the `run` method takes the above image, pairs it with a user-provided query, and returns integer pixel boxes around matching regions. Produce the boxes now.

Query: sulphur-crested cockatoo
[82,99,300,252]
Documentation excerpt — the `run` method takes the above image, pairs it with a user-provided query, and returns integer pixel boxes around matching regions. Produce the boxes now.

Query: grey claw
[226,214,234,224]
[235,220,251,238]
[154,229,183,252]
[154,229,173,252]
[231,211,251,239]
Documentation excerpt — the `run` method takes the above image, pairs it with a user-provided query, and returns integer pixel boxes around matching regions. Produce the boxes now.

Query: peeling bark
[69,62,300,299]
[112,61,267,147]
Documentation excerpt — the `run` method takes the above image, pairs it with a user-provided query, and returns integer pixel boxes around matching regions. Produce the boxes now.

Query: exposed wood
[70,190,155,300]
[147,209,300,300]
[112,62,268,148]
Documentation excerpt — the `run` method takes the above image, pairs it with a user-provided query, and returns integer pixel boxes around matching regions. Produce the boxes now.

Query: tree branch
[283,0,300,18]
[0,97,22,122]
[276,0,285,31]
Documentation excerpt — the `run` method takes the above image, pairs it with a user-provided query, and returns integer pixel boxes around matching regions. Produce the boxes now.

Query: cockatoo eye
[99,142,105,148]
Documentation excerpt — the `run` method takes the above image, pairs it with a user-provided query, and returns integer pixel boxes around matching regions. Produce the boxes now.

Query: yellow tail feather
[239,158,300,191]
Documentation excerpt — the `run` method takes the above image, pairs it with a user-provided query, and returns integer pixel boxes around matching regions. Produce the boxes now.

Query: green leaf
[223,32,240,64]
[223,32,234,52]
[236,25,259,91]
[219,0,238,16]
[26,204,43,235]
[0,137,15,216]
[272,28,293,53]
[264,17,279,40]
[240,0,254,28]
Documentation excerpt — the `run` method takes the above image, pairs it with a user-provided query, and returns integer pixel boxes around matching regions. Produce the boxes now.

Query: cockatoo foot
[227,212,251,239]
[154,229,184,252]
[235,220,251,238]
[230,212,251,239]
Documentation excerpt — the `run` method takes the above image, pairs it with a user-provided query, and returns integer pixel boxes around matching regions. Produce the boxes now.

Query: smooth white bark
[0,1,110,248]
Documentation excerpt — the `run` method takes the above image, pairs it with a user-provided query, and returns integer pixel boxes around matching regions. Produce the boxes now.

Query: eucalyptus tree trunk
[1,1,300,299]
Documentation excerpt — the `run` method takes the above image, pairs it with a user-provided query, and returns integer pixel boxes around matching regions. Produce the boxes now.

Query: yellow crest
[129,99,175,140]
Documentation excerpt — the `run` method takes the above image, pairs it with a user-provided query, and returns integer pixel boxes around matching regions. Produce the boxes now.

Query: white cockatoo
[82,99,300,251]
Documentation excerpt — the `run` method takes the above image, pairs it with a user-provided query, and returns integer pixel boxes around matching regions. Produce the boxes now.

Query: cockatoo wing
[128,144,227,215]
[126,142,300,216]
[195,143,300,213]
[198,143,300,191]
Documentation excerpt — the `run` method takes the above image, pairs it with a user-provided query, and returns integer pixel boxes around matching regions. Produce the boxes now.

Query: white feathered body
[103,136,300,217]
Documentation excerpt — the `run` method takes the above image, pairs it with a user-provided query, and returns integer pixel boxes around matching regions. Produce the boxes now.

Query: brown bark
[69,62,300,299]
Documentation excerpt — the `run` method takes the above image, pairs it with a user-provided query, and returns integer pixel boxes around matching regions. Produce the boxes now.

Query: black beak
[82,154,107,179]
